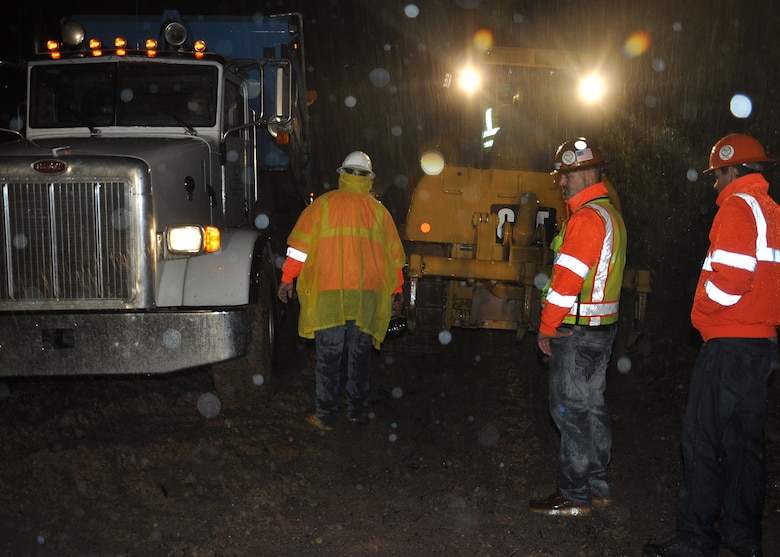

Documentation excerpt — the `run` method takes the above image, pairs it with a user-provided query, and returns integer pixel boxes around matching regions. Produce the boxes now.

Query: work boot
[528,492,592,517]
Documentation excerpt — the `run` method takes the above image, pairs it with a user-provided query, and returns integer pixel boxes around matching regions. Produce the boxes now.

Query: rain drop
[274,255,286,269]
[197,392,222,419]
[391,125,403,137]
[730,94,752,118]
[344,95,357,108]
[226,149,240,162]
[617,356,632,374]
[369,68,391,87]
[120,88,134,103]
[162,328,181,349]
[533,272,549,290]
[478,424,499,446]
[403,4,420,18]
[254,213,270,230]
[252,374,264,386]
[391,386,404,399]
[438,330,452,345]
[243,79,261,100]
[12,233,27,250]
[686,168,699,182]
[388,433,398,442]
[652,58,666,72]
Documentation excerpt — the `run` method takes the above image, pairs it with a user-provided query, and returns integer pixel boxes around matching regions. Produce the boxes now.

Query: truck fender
[157,229,264,307]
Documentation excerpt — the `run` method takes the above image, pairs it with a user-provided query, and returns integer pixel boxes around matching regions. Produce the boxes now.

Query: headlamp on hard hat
[551,137,606,175]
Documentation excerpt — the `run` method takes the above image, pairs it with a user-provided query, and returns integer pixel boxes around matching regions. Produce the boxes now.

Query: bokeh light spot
[403,4,420,18]
[420,149,445,175]
[472,29,493,52]
[686,168,699,182]
[729,94,752,118]
[344,95,357,108]
[623,31,651,58]
[369,67,391,87]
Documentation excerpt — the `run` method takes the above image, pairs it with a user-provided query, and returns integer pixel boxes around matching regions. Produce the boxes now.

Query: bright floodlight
[577,72,607,105]
[456,65,482,96]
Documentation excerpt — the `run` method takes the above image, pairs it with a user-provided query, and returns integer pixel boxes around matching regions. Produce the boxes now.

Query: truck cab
[0,12,313,406]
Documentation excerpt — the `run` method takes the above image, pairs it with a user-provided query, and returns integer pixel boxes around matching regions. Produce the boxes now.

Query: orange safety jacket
[539,182,627,336]
[281,172,406,348]
[691,173,780,341]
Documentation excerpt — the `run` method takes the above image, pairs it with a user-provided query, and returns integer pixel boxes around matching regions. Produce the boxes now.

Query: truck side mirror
[262,59,292,125]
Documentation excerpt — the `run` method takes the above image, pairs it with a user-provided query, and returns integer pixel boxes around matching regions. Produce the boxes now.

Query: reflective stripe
[554,253,590,279]
[704,279,742,306]
[587,203,615,303]
[568,300,620,317]
[707,249,756,271]
[286,246,308,262]
[546,288,577,309]
[736,193,780,263]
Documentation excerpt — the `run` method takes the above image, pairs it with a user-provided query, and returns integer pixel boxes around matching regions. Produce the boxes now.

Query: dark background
[3,0,780,319]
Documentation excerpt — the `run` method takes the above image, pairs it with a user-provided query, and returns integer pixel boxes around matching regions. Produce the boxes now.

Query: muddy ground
[1,304,778,557]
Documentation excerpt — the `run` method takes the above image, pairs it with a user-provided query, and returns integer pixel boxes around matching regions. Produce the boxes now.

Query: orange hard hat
[703,133,775,173]
[551,137,606,175]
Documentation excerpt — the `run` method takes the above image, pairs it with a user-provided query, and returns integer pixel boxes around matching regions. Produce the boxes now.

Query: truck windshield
[29,62,219,129]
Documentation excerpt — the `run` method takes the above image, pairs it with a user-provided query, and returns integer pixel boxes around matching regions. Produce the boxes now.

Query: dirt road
[1,311,778,556]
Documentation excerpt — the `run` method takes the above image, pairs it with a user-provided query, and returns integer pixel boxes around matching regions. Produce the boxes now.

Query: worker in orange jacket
[278,151,406,431]
[645,134,780,557]
[530,137,627,518]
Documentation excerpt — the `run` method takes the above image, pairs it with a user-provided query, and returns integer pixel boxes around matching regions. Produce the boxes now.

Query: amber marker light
[203,226,221,253]
[420,222,431,234]
[46,40,59,51]
[88,38,101,49]
[114,37,127,48]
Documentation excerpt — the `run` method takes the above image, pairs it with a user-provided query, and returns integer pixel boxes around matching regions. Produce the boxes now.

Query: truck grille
[1,181,132,301]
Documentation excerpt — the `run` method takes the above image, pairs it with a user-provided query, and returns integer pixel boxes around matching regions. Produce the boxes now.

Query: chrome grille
[1,181,132,301]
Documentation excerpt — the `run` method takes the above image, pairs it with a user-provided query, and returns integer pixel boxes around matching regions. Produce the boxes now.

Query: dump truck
[403,46,650,342]
[0,11,314,406]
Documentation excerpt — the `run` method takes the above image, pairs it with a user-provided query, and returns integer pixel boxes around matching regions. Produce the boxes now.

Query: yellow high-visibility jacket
[285,172,406,348]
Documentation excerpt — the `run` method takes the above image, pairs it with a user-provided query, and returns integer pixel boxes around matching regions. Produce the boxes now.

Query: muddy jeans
[548,324,617,503]
[676,337,778,557]
[313,321,373,427]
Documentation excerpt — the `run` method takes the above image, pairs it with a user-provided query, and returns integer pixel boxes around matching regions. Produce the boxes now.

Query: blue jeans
[313,321,373,427]
[676,337,778,557]
[548,324,617,503]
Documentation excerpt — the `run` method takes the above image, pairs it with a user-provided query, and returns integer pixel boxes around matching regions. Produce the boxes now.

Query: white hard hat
[337,151,375,178]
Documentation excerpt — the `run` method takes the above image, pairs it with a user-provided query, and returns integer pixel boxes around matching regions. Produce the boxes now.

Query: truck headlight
[166,225,220,254]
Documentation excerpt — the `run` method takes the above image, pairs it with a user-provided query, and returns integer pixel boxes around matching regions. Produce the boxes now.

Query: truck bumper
[0,310,248,377]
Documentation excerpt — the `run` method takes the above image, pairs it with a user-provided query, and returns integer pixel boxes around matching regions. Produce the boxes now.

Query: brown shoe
[529,492,592,517]
[592,494,614,508]
[304,411,334,431]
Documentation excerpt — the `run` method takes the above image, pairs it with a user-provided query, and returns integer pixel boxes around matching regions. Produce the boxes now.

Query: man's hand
[536,328,573,356]
[277,281,294,303]
[392,293,403,316]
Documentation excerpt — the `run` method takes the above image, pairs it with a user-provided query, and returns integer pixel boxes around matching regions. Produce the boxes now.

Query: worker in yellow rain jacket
[278,151,406,431]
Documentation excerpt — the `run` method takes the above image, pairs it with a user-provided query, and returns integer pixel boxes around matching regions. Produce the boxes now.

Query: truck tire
[211,250,278,411]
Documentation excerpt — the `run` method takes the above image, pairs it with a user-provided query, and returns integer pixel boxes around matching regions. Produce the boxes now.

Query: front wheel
[211,250,277,410]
